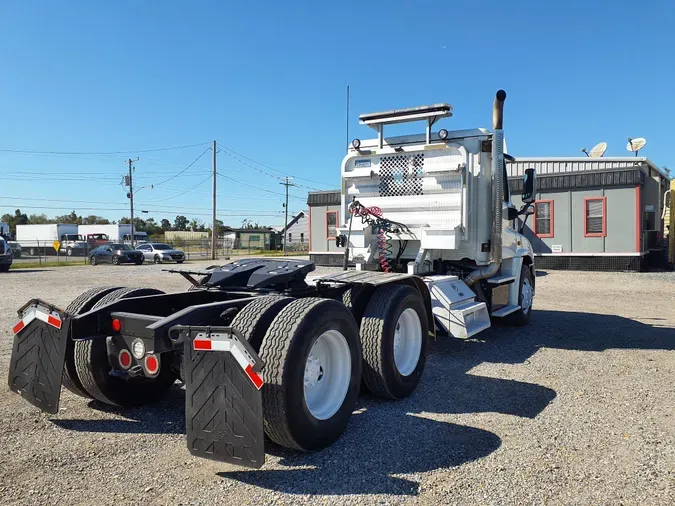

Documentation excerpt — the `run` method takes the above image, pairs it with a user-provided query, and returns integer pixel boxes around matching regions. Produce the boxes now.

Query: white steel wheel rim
[393,308,422,376]
[521,278,533,314]
[303,330,351,421]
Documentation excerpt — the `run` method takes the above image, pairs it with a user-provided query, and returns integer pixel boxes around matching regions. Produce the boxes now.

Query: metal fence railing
[8,237,309,268]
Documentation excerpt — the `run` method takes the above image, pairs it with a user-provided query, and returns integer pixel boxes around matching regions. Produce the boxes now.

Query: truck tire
[74,287,177,407]
[340,286,374,326]
[359,284,428,400]
[230,295,294,352]
[62,286,123,398]
[0,264,10,273]
[259,298,362,452]
[66,247,73,256]
[504,264,534,326]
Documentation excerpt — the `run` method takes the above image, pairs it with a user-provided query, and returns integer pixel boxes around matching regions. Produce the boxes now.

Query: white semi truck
[15,224,88,256]
[8,90,537,470]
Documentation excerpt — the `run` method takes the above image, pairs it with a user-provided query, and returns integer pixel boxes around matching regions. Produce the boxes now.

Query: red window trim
[533,200,554,238]
[325,210,338,240]
[583,196,607,237]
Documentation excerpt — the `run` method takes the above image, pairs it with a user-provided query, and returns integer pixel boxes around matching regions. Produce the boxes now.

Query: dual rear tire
[230,284,428,452]
[62,287,177,407]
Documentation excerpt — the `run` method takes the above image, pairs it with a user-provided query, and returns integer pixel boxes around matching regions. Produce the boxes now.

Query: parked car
[0,237,12,272]
[136,242,185,264]
[7,241,22,258]
[89,243,145,265]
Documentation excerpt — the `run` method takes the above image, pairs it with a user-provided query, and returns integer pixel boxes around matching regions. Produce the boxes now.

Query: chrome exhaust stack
[465,89,506,287]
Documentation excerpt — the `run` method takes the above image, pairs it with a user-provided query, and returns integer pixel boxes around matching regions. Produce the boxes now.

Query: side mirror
[522,168,536,204]
[524,204,535,215]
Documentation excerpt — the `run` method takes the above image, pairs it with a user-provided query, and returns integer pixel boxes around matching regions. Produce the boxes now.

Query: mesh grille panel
[379,154,424,197]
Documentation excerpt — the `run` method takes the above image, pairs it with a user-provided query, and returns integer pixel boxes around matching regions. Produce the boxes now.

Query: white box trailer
[79,224,130,243]
[15,224,87,256]
[78,224,147,244]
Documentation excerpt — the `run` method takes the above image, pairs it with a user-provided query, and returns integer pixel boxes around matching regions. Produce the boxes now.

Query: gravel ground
[1,260,674,506]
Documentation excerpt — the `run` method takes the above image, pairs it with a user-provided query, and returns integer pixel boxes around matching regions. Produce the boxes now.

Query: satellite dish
[589,142,607,158]
[626,137,647,157]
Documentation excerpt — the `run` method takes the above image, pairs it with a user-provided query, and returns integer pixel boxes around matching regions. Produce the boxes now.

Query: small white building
[281,211,309,247]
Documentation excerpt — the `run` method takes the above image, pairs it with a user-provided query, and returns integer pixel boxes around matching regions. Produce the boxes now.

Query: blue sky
[1,0,673,227]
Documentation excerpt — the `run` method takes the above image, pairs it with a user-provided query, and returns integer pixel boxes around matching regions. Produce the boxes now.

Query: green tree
[173,215,188,231]
[28,213,51,224]
[54,211,81,224]
[161,218,171,231]
[82,215,110,225]
[1,209,29,235]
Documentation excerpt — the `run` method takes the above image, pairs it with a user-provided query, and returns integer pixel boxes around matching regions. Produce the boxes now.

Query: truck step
[435,300,491,339]
[491,304,521,317]
[487,275,516,285]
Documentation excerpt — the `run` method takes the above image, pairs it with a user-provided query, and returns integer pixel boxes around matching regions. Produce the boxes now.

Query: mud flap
[179,326,265,469]
[8,301,70,414]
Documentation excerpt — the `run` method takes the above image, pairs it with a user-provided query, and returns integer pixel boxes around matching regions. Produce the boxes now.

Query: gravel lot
[1,261,674,505]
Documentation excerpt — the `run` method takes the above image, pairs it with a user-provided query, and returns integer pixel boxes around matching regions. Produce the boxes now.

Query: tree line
[1,209,271,236]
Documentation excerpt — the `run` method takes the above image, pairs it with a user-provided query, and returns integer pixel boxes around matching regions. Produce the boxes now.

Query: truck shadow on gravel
[52,310,673,497]
[219,310,674,496]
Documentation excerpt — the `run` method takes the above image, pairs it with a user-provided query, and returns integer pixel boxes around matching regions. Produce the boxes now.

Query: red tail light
[144,354,159,376]
[118,349,132,370]
[111,319,121,332]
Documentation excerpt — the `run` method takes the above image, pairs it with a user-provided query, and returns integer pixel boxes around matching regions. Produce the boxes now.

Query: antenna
[589,142,607,158]
[626,137,647,157]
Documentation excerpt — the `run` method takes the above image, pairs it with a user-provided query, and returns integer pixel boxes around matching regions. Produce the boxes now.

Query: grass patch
[10,261,88,269]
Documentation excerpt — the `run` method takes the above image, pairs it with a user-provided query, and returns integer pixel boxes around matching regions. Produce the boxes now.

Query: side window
[534,200,554,238]
[288,233,292,243]
[300,232,304,243]
[584,197,606,237]
[326,211,338,239]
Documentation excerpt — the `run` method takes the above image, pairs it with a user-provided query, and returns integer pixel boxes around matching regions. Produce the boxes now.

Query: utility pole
[280,176,295,256]
[126,158,139,248]
[211,140,217,260]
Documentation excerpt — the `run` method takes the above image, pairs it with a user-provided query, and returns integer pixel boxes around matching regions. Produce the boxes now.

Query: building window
[300,232,304,243]
[584,197,606,237]
[534,200,554,238]
[326,211,338,239]
[288,233,292,243]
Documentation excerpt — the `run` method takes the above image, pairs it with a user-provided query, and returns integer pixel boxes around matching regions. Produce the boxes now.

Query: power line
[0,195,284,213]
[216,172,306,201]
[0,142,211,156]
[145,175,213,202]
[216,143,333,188]
[152,147,212,187]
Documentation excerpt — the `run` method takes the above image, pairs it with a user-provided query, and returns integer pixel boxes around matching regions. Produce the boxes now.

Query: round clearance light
[131,339,145,359]
[144,354,159,376]
[118,349,132,370]
[351,138,361,149]
[111,318,121,332]
[439,129,449,140]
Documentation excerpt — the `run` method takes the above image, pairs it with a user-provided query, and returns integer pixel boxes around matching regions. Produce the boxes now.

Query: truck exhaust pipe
[466,89,506,287]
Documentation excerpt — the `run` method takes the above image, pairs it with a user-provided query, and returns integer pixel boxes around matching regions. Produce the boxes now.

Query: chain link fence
[9,236,309,268]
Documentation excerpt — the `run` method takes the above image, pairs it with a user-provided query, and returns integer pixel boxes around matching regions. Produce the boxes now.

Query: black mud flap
[8,301,70,414]
[180,326,265,469]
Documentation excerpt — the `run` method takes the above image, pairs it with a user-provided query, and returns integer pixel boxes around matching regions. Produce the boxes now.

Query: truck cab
[60,234,88,256]
[337,91,537,334]
[86,233,110,248]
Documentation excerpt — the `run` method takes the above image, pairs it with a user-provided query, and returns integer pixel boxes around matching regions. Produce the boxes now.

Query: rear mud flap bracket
[179,325,265,469]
